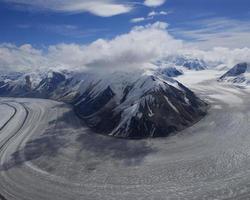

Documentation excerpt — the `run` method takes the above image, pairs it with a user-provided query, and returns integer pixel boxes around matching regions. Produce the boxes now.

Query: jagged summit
[219,62,250,86]
[73,72,207,138]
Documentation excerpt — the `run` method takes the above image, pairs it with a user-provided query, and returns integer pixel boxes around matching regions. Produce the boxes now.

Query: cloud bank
[1,21,250,73]
[0,22,182,72]
[0,44,49,72]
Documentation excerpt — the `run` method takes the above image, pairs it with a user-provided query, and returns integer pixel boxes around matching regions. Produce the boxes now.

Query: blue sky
[1,0,250,73]
[1,0,250,48]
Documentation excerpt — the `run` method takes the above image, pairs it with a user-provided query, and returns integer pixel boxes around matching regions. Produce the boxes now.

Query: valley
[0,71,250,200]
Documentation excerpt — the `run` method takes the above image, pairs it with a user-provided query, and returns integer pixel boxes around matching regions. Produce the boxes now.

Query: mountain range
[0,58,209,138]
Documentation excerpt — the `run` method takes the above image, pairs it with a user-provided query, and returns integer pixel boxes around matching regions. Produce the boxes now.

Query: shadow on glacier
[0,104,75,171]
[51,103,158,166]
[0,131,68,171]
[0,104,157,171]
[76,133,158,166]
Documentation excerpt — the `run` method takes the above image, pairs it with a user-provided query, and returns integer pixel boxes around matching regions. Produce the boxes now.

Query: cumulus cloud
[1,20,250,73]
[0,44,49,72]
[2,0,133,17]
[0,22,183,72]
[144,0,166,7]
[182,47,250,66]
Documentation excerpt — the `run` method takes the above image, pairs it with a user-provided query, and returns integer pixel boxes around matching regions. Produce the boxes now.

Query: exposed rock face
[219,63,250,86]
[182,59,207,70]
[25,75,32,89]
[33,71,66,98]
[73,73,207,138]
[0,76,31,96]
[0,70,208,138]
[158,67,183,77]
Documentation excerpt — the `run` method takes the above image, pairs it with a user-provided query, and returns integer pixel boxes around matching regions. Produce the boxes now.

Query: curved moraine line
[0,80,250,200]
[0,103,17,132]
[0,102,29,200]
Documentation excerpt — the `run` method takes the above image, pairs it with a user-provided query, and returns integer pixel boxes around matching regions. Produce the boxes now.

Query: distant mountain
[218,62,250,86]
[0,71,23,81]
[157,67,183,77]
[182,59,207,71]
[0,70,65,98]
[33,71,66,98]
[0,74,32,96]
[156,55,208,72]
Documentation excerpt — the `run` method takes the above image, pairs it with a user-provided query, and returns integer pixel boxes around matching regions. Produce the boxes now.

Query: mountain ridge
[0,68,208,138]
[219,62,250,86]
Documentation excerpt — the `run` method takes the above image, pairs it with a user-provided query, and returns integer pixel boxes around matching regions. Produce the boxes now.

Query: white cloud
[159,11,168,15]
[130,17,146,23]
[48,22,183,72]
[181,47,250,66]
[1,20,250,73]
[148,10,168,17]
[0,22,183,72]
[0,43,49,72]
[171,17,250,49]
[131,10,169,23]
[3,0,133,17]
[144,0,166,7]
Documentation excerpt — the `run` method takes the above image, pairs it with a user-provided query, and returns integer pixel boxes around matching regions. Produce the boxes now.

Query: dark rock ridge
[157,67,183,77]
[0,70,208,138]
[181,59,207,70]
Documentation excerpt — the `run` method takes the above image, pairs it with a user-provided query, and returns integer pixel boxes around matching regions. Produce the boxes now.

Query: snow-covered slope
[70,71,207,138]
[0,70,68,98]
[156,55,208,72]
[0,69,208,138]
[0,73,33,96]
[218,62,250,86]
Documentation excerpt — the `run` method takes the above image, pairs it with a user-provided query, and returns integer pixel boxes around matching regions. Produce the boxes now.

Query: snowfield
[0,70,250,200]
